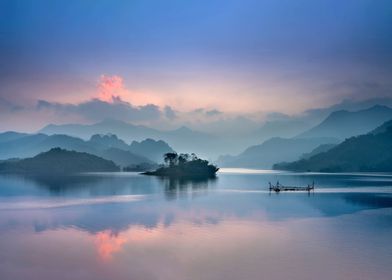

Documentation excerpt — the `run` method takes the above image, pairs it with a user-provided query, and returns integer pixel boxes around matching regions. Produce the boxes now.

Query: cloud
[205,109,222,117]
[164,106,177,120]
[37,97,162,122]
[192,108,204,114]
[190,108,222,117]
[98,75,126,102]
[95,74,162,106]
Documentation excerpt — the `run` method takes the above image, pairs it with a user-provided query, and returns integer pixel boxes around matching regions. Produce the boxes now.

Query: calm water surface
[0,169,392,280]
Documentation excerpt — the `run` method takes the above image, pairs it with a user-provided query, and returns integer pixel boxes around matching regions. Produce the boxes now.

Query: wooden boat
[269,181,314,193]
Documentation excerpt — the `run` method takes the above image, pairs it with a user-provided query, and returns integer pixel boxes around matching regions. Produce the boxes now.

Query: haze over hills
[35,99,392,159]
[40,119,158,141]
[3,100,392,169]
[89,133,129,150]
[370,119,392,135]
[217,137,339,169]
[300,144,337,160]
[297,105,392,139]
[0,132,174,167]
[0,131,29,144]
[39,119,216,158]
[129,139,175,162]
[217,105,392,168]
[0,133,92,159]
[97,148,154,168]
[252,98,392,142]
[254,119,311,140]
[274,119,392,172]
[0,148,120,174]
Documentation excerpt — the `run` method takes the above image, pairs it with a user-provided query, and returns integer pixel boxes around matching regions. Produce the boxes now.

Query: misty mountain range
[36,98,392,158]
[1,100,392,171]
[253,97,392,141]
[0,133,174,168]
[297,105,392,139]
[216,137,340,169]
[40,119,218,159]
[274,120,392,172]
[217,105,392,168]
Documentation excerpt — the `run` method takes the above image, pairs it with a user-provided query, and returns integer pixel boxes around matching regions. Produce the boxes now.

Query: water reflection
[158,176,217,200]
[343,193,392,209]
[1,211,391,280]
[0,171,392,280]
[0,173,163,198]
[95,230,128,261]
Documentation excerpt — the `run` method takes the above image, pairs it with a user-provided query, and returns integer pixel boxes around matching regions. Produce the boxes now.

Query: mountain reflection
[11,173,163,197]
[343,193,392,209]
[25,174,105,194]
[18,174,218,201]
[1,172,392,237]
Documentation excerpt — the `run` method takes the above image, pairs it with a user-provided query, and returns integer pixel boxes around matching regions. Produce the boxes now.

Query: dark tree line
[164,152,199,166]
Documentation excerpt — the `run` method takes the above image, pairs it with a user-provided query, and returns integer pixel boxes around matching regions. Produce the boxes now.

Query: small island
[143,153,219,178]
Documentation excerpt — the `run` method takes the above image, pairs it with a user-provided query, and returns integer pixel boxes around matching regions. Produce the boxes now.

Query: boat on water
[269,181,315,193]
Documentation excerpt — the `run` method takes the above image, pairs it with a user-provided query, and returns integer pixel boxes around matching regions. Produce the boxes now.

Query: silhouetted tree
[164,152,178,166]
[190,153,198,161]
[178,153,190,165]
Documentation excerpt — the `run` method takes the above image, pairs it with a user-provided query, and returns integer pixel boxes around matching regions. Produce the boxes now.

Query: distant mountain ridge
[39,119,215,158]
[274,119,392,172]
[252,98,392,143]
[300,143,337,160]
[89,133,129,150]
[0,131,29,144]
[217,137,339,168]
[370,119,392,135]
[217,105,392,168]
[40,119,158,140]
[129,138,175,162]
[0,132,174,167]
[297,105,392,139]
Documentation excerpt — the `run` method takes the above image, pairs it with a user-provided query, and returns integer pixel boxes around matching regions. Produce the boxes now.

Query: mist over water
[0,170,391,280]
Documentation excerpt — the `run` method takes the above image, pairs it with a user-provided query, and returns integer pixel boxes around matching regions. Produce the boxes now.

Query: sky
[0,0,392,132]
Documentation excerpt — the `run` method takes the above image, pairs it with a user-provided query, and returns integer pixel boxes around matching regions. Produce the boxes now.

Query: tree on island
[144,152,219,178]
[164,152,178,166]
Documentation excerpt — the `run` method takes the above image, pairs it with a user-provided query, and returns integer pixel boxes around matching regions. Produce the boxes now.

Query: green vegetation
[274,122,392,172]
[0,148,120,174]
[143,153,219,178]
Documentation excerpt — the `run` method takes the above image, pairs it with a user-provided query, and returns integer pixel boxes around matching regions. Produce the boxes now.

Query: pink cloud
[97,74,163,107]
[98,75,126,102]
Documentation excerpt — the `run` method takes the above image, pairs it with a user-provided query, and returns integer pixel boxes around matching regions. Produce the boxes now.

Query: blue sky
[0,0,391,130]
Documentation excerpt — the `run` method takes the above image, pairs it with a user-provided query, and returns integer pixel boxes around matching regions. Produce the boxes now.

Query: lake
[0,169,391,280]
